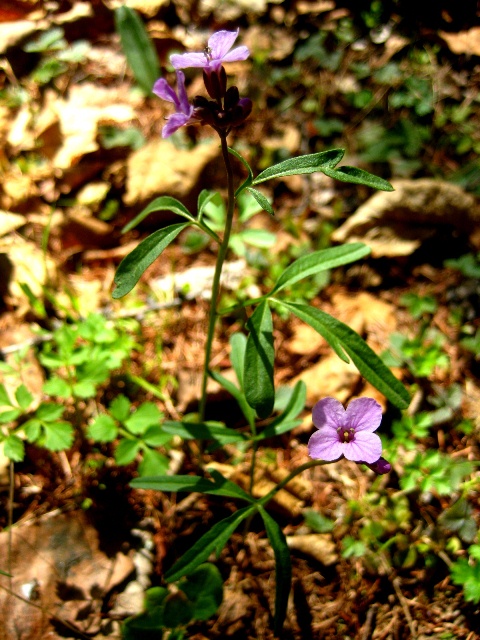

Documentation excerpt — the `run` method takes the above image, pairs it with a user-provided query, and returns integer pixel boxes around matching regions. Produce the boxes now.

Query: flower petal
[312,397,345,432]
[171,52,209,69]
[208,29,239,58]
[220,45,250,63]
[308,429,344,461]
[153,78,178,104]
[162,112,190,138]
[345,397,382,433]
[343,432,382,463]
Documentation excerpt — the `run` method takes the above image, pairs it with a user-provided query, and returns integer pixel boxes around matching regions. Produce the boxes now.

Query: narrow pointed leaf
[246,187,275,216]
[258,506,292,636]
[161,420,247,445]
[267,380,306,430]
[270,243,370,295]
[113,222,189,298]
[130,473,253,502]
[229,147,253,195]
[278,301,410,409]
[244,301,275,419]
[322,166,394,191]
[165,505,256,582]
[252,149,344,184]
[229,332,247,389]
[114,6,160,95]
[122,196,194,232]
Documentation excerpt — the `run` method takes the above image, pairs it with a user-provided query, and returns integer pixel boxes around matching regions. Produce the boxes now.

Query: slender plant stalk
[198,133,236,422]
[259,459,328,507]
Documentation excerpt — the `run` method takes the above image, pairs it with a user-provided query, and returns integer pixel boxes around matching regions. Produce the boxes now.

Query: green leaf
[43,421,74,451]
[125,402,163,435]
[0,408,21,424]
[321,165,394,191]
[138,448,170,477]
[115,438,141,465]
[0,383,12,408]
[143,425,172,447]
[253,149,344,184]
[198,189,220,219]
[229,147,253,196]
[245,187,275,216]
[131,471,253,502]
[229,332,247,389]
[14,384,33,410]
[178,563,223,621]
[270,243,370,295]
[161,420,246,445]
[262,380,306,435]
[42,377,71,398]
[244,301,275,419]
[114,6,160,95]
[165,505,256,582]
[3,435,25,462]
[23,418,42,443]
[87,414,118,443]
[35,403,65,422]
[258,506,292,636]
[122,196,195,233]
[113,223,190,298]
[239,228,276,248]
[278,301,410,409]
[109,394,131,422]
[163,592,194,627]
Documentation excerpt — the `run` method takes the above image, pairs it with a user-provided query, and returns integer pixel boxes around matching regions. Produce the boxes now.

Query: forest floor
[0,1,480,639]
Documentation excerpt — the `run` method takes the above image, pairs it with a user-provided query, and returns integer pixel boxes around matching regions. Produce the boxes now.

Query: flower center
[338,427,355,443]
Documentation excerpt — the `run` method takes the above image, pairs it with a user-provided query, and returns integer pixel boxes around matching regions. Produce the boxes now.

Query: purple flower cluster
[153,29,252,138]
[308,397,391,475]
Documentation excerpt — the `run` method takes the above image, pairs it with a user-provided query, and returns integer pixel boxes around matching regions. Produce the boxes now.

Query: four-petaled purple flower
[308,397,384,465]
[152,71,197,138]
[171,29,249,73]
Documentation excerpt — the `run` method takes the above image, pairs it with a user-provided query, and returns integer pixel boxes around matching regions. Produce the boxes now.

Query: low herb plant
[111,27,412,635]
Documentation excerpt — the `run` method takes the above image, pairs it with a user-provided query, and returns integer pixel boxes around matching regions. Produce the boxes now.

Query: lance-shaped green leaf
[322,166,394,191]
[131,472,253,502]
[113,222,189,298]
[165,505,256,582]
[277,301,410,409]
[252,149,344,184]
[246,187,275,216]
[269,243,370,295]
[244,301,275,419]
[161,420,247,445]
[229,147,253,195]
[114,6,160,95]
[229,332,247,389]
[258,506,292,636]
[256,380,306,441]
[122,196,195,233]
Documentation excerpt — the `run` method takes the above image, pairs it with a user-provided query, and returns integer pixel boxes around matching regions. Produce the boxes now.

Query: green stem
[198,133,236,422]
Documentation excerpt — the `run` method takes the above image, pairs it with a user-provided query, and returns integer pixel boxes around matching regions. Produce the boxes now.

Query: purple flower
[171,29,249,73]
[152,71,196,138]
[364,457,391,475]
[308,397,383,464]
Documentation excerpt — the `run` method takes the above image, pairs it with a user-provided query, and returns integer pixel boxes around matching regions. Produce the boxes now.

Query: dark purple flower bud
[203,66,227,101]
[224,85,240,110]
[364,457,392,475]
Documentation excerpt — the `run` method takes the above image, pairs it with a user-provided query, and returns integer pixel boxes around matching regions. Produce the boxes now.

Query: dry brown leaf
[0,234,56,308]
[104,0,169,15]
[332,179,479,257]
[0,211,26,237]
[286,533,338,566]
[292,353,360,406]
[243,25,296,61]
[43,84,138,170]
[440,28,480,56]
[125,138,219,205]
[0,511,134,639]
